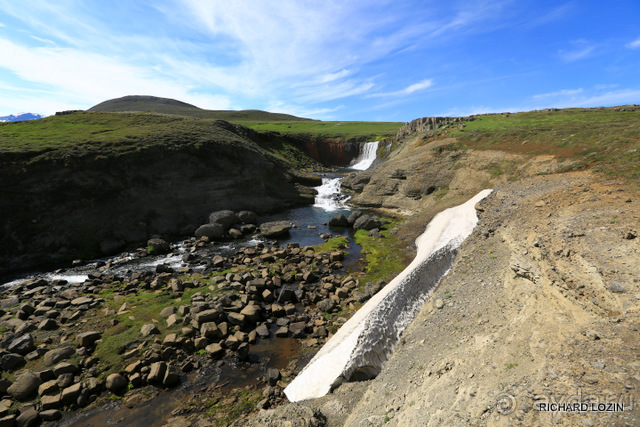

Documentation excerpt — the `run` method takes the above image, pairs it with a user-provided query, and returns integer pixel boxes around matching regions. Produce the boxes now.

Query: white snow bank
[284,189,493,402]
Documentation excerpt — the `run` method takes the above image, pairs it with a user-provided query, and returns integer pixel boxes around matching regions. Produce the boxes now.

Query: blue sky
[1,0,640,121]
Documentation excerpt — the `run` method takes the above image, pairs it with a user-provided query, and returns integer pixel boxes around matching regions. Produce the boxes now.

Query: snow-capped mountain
[0,113,43,122]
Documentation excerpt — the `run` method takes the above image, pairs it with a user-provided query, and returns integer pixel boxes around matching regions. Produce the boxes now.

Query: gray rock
[163,366,180,387]
[148,362,167,385]
[15,406,39,426]
[7,334,35,355]
[205,343,225,359]
[105,373,127,393]
[147,238,170,255]
[260,221,293,238]
[53,362,78,376]
[228,228,243,239]
[0,353,24,371]
[328,213,349,227]
[316,299,335,313]
[237,210,258,224]
[140,323,160,336]
[160,306,176,317]
[208,210,237,229]
[39,409,62,421]
[347,210,363,225]
[41,393,62,410]
[76,331,101,347]
[7,371,41,400]
[353,214,382,231]
[255,324,270,338]
[240,304,263,323]
[61,382,82,403]
[267,368,281,386]
[43,347,75,366]
[195,223,225,240]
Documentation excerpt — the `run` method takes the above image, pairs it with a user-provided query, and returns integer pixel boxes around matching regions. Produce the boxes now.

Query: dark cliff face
[302,138,362,166]
[0,139,320,275]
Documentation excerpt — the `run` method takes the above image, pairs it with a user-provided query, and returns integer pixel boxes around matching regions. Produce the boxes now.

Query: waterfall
[313,177,351,211]
[285,189,493,402]
[350,141,379,170]
[313,141,379,211]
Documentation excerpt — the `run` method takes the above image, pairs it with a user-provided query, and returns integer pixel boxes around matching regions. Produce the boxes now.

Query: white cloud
[558,40,596,62]
[368,78,434,98]
[626,38,640,49]
[0,37,233,115]
[533,88,583,99]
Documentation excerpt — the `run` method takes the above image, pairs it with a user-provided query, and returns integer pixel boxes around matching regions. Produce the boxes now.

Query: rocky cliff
[0,120,322,276]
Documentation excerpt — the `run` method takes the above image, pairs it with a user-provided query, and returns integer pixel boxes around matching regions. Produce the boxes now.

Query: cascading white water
[313,141,380,212]
[285,189,493,402]
[313,178,351,211]
[350,141,380,170]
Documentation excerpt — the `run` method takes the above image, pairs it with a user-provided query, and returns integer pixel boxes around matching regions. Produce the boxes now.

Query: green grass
[314,236,349,252]
[354,218,407,287]
[240,120,403,141]
[442,106,640,184]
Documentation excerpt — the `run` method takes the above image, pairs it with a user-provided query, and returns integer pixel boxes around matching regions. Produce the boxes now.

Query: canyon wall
[0,130,321,276]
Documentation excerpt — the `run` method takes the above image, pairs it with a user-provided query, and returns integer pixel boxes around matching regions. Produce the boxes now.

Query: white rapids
[284,189,493,402]
[350,141,380,170]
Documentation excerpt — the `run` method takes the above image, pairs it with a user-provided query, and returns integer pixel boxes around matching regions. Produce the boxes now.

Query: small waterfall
[350,141,380,170]
[285,189,493,402]
[313,177,351,211]
[313,141,379,211]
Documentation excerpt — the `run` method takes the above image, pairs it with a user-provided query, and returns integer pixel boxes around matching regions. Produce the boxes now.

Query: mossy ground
[353,218,407,288]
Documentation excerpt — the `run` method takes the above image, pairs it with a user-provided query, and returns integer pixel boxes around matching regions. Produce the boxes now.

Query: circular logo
[495,392,517,415]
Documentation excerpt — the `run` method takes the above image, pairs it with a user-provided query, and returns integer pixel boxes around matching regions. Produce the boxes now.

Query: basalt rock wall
[0,136,320,276]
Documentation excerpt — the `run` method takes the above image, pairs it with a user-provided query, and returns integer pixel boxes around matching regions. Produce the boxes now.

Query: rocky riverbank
[0,214,396,425]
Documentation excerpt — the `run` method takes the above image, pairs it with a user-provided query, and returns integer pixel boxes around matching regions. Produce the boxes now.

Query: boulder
[140,324,160,336]
[147,238,170,255]
[208,210,237,229]
[195,223,225,240]
[259,221,293,238]
[7,334,35,355]
[240,304,263,323]
[328,213,349,227]
[163,366,180,387]
[0,353,24,371]
[7,371,41,400]
[76,331,102,347]
[15,406,39,426]
[237,210,258,224]
[347,210,363,225]
[106,373,127,393]
[148,362,167,385]
[205,343,225,359]
[353,214,382,231]
[316,298,336,313]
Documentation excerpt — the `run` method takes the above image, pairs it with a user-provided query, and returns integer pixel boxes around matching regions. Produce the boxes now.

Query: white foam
[313,177,351,211]
[284,189,493,402]
[350,141,380,171]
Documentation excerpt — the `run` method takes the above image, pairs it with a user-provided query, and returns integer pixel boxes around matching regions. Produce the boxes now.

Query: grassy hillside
[87,96,403,140]
[88,95,311,122]
[427,105,640,184]
[0,112,245,158]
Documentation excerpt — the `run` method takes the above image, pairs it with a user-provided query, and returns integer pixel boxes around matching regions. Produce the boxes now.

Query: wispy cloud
[533,88,583,99]
[368,78,434,98]
[626,38,640,49]
[558,40,596,62]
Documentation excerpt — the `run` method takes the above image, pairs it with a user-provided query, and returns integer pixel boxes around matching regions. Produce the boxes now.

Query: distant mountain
[0,113,43,122]
[88,95,312,121]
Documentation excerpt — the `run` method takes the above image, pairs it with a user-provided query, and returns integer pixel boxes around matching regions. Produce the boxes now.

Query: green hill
[88,95,311,122]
